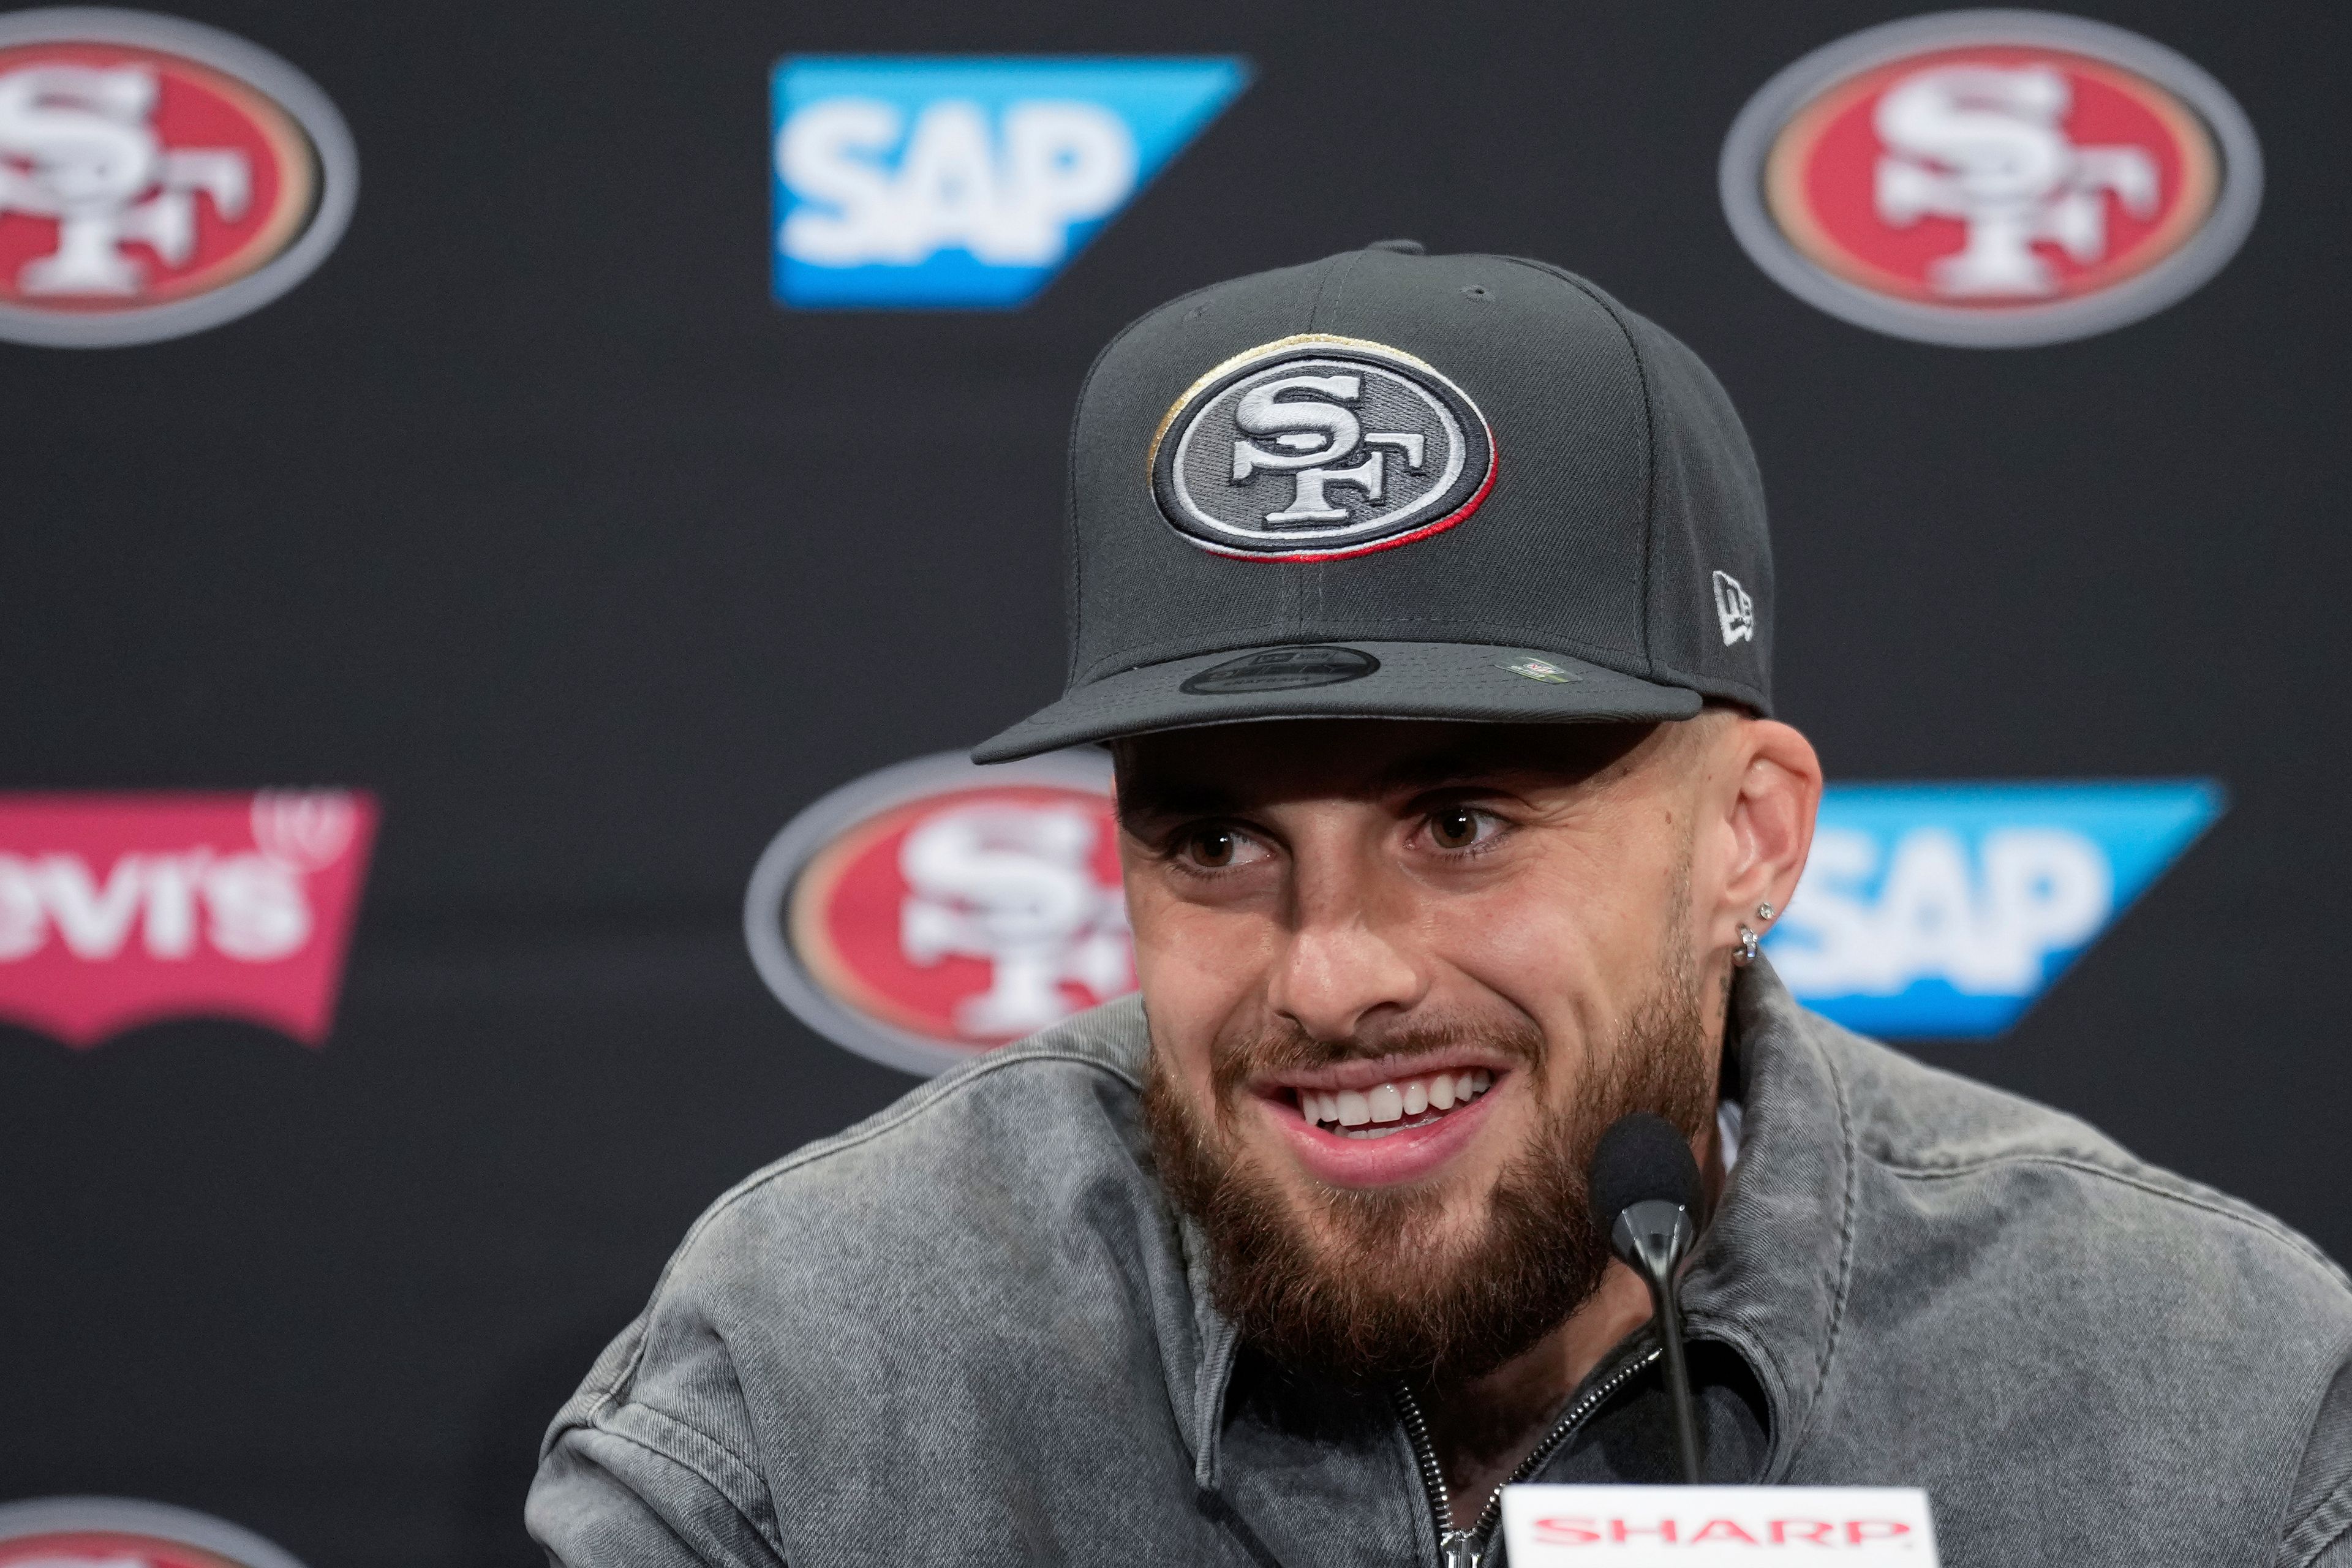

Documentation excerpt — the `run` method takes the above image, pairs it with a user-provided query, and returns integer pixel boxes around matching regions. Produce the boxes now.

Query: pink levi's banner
[0,792,378,1047]
[1502,1484,1939,1565]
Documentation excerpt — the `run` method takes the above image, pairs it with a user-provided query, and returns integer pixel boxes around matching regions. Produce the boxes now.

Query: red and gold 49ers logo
[746,752,1135,1076]
[1722,12,2260,346]
[0,1496,311,1568]
[0,9,355,347]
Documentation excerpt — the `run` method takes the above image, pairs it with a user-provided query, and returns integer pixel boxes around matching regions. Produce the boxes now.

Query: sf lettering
[1229,374,1426,526]
[0,64,251,296]
[1874,65,2158,298]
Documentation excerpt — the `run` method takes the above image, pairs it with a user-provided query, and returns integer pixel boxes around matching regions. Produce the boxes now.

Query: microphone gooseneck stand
[1589,1112,1709,1486]
[1612,1197,1703,1485]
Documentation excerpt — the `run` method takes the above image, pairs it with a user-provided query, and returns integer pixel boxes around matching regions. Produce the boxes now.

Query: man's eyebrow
[1115,745,1605,825]
[1365,747,1555,797]
[1111,778,1242,829]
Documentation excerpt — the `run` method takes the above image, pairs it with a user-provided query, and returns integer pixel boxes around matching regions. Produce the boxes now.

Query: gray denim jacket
[527,963,2352,1566]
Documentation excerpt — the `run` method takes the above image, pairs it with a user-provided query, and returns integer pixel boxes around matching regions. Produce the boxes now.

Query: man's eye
[1429,808,1479,850]
[1189,829,1237,867]
[1179,826,1256,869]
[1425,806,1492,851]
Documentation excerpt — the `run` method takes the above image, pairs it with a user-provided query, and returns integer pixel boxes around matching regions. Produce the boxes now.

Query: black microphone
[1589,1112,1706,1485]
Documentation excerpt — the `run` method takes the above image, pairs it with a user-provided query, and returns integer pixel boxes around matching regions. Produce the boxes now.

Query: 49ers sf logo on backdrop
[0,1496,311,1568]
[745,752,1133,1076]
[1719,11,2261,347]
[0,7,358,347]
[0,790,377,1046]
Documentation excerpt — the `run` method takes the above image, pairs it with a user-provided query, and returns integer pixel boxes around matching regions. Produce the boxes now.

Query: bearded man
[527,245,2352,1567]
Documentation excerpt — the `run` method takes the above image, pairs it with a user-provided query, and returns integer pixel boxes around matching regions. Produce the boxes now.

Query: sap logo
[1767,782,2222,1038]
[771,56,1248,309]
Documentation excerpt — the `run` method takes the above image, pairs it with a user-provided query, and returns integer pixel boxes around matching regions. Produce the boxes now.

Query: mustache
[1208,1011,1550,1102]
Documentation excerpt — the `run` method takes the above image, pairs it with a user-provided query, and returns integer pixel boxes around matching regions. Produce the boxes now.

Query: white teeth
[1294,1070,1499,1131]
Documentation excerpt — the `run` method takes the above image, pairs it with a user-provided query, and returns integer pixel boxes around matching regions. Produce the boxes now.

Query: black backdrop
[4,2,2347,1564]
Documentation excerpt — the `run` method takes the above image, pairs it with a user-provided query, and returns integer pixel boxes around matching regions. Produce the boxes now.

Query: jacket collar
[1134,958,1855,1487]
[1677,958,1854,1479]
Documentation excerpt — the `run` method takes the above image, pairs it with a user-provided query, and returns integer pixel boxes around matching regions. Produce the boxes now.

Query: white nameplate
[1501,1485,1938,1564]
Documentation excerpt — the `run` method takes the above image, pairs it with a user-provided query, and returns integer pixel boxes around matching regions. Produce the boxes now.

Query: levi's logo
[0,791,377,1047]
[1503,1485,1940,1565]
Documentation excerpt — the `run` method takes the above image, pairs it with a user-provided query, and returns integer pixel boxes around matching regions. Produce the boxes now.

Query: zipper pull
[1439,1528,1483,1568]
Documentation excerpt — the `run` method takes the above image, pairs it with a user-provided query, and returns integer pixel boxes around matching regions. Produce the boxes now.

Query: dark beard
[1144,953,1716,1386]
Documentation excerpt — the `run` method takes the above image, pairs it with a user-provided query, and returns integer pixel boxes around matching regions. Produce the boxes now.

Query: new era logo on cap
[1713,570,1755,645]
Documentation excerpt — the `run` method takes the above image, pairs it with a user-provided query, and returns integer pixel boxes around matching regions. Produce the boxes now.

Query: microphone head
[1588,1112,1704,1232]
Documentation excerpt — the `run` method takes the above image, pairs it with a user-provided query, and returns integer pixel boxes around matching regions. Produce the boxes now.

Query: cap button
[1364,238,1425,255]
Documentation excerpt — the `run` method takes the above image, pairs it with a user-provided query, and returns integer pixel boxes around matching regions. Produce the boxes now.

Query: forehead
[1113,718,1668,812]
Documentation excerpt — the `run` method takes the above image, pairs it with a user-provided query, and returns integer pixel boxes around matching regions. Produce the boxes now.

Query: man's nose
[1265,864,1428,1043]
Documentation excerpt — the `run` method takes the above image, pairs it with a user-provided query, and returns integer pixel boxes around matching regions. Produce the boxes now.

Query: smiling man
[529,246,2352,1567]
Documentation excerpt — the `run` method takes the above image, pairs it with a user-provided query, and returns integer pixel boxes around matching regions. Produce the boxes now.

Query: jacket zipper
[1393,1345,1664,1568]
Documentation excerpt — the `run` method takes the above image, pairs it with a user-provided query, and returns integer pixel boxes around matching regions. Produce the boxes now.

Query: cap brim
[972,641,1703,763]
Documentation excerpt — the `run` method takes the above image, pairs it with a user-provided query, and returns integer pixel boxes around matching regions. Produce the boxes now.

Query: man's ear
[1708,718,1822,957]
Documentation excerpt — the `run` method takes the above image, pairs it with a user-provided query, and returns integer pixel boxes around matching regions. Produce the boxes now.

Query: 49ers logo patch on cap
[0,8,358,347]
[1720,11,2260,347]
[0,1496,311,1568]
[744,752,1136,1076]
[1150,334,1495,560]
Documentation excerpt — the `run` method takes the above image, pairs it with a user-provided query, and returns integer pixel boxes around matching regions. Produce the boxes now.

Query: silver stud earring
[1733,924,1760,967]
[1756,901,1774,924]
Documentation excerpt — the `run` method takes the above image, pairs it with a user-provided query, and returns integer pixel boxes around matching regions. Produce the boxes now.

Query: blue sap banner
[1769,782,2225,1038]
[771,56,1250,309]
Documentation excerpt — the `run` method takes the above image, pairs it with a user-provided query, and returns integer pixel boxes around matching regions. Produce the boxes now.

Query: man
[527,244,2352,1566]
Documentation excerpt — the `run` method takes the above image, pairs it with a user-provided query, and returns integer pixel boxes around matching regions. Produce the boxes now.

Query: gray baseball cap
[973,243,1772,764]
